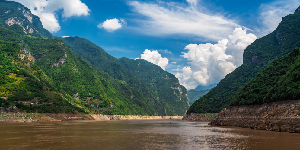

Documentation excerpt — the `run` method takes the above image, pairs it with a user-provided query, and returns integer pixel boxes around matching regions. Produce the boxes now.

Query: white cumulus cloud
[137,49,169,70]
[175,28,257,90]
[9,0,90,33]
[98,18,127,32]
[128,0,239,40]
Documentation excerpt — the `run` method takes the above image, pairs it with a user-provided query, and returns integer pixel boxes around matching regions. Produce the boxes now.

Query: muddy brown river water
[0,120,299,150]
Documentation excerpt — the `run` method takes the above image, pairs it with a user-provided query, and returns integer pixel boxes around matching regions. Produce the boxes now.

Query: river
[0,120,299,150]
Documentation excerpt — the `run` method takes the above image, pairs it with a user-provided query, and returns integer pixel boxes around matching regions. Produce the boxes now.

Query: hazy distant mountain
[193,83,218,91]
[187,89,210,105]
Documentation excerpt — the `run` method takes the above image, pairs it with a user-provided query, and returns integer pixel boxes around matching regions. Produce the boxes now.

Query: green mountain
[0,1,160,115]
[187,89,209,104]
[0,0,53,39]
[230,46,300,105]
[0,0,189,115]
[0,40,84,113]
[188,7,300,114]
[118,57,189,115]
[61,36,189,115]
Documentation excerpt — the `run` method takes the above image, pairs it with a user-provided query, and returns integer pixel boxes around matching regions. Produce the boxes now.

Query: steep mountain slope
[230,46,300,105]
[0,40,84,113]
[0,1,158,115]
[187,89,209,104]
[61,36,188,115]
[118,57,189,115]
[0,0,53,39]
[188,7,300,114]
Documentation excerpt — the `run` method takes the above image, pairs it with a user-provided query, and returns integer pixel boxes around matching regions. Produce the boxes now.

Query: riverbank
[92,114,182,120]
[0,112,183,123]
[182,113,218,122]
[210,100,300,133]
[0,112,58,123]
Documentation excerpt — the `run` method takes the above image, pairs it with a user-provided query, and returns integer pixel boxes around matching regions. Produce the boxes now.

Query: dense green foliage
[22,37,153,115]
[61,36,188,115]
[188,8,300,114]
[118,57,189,115]
[0,29,153,114]
[0,40,84,113]
[0,1,158,115]
[187,89,209,104]
[0,1,187,115]
[231,46,300,105]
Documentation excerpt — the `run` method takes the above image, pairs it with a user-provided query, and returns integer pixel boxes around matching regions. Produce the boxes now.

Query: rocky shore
[117,115,182,120]
[0,112,183,123]
[182,113,218,122]
[0,112,58,123]
[210,100,300,133]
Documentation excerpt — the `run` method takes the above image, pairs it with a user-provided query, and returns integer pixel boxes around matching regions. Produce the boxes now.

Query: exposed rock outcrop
[182,113,218,122]
[72,93,79,100]
[19,43,35,63]
[26,25,33,33]
[18,53,25,60]
[22,10,32,23]
[53,58,66,67]
[210,100,300,133]
[5,17,24,26]
[92,114,120,120]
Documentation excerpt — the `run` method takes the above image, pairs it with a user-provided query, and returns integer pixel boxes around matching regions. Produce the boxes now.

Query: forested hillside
[61,36,189,115]
[0,1,161,115]
[230,46,300,105]
[0,24,157,115]
[188,7,300,114]
[0,0,190,116]
[118,57,189,115]
[0,40,84,113]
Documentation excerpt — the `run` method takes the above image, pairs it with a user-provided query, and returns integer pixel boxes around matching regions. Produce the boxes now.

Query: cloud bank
[175,28,257,89]
[9,0,90,33]
[137,49,169,70]
[128,0,239,40]
[98,18,127,32]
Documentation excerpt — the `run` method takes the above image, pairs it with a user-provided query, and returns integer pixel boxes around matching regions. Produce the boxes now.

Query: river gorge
[1,119,300,150]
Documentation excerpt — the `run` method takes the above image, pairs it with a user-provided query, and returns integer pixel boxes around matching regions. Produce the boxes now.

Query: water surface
[0,120,299,150]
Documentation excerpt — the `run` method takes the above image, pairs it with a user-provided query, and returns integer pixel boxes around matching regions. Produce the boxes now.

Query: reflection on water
[0,120,300,150]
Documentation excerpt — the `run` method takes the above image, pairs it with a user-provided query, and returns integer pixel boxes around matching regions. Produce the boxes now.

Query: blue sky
[10,0,300,89]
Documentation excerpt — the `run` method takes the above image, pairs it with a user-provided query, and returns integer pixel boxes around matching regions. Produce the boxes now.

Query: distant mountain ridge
[187,89,209,105]
[193,83,218,91]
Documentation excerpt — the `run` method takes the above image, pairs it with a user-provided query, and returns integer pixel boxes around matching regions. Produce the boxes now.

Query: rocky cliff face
[182,113,218,122]
[210,100,300,133]
[0,1,53,38]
